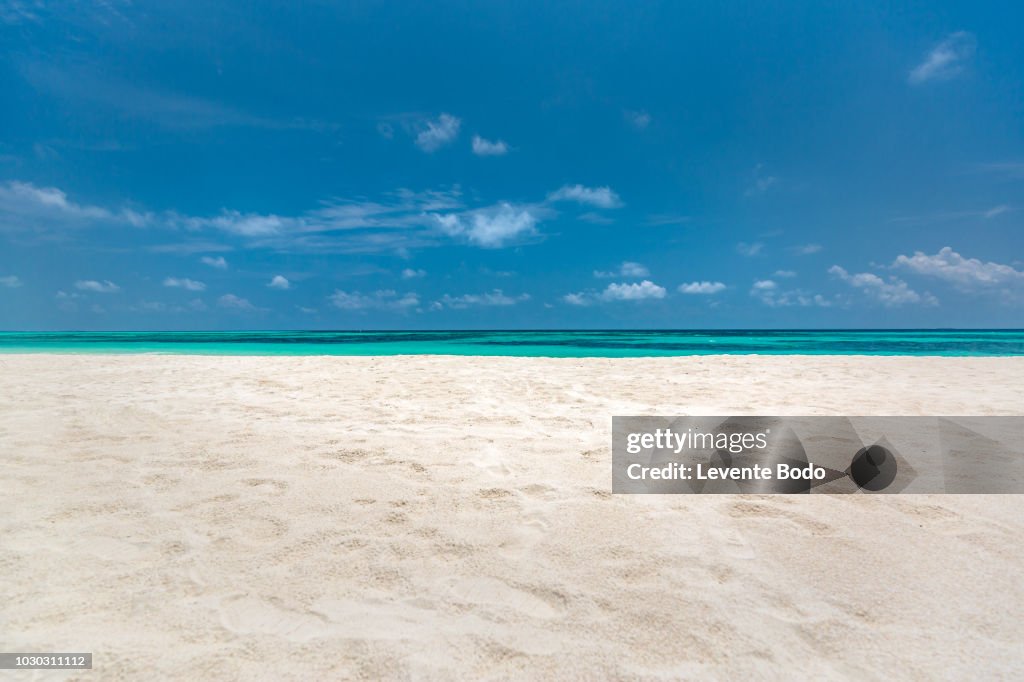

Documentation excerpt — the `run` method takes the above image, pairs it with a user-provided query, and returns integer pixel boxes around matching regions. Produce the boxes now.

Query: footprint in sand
[728,500,836,536]
[241,478,289,495]
[219,595,331,642]
[704,524,757,560]
[441,576,562,620]
[477,487,514,500]
[469,444,513,477]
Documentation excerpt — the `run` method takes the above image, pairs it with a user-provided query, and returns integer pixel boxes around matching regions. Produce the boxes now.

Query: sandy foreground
[1,354,1022,680]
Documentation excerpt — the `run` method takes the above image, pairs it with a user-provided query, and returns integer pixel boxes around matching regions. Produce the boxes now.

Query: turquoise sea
[0,330,1023,356]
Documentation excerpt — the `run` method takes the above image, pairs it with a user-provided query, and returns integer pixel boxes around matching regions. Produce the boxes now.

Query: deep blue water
[1,330,1022,356]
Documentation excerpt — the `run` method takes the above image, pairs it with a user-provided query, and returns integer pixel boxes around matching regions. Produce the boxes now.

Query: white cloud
[268,275,291,290]
[77,181,458,253]
[5,181,105,217]
[185,211,292,236]
[55,289,82,310]
[330,289,419,311]
[433,202,539,248]
[678,281,726,295]
[1,179,542,254]
[773,270,797,278]
[909,32,976,85]
[163,277,206,291]
[547,184,623,209]
[471,135,508,156]
[0,275,22,288]
[625,110,651,130]
[311,188,461,228]
[601,280,666,302]
[893,247,1024,289]
[595,261,649,279]
[984,205,1011,219]
[0,180,149,231]
[829,266,936,306]
[75,279,120,293]
[751,280,778,300]
[620,262,650,278]
[736,242,764,257]
[750,279,831,308]
[563,279,667,305]
[401,268,426,279]
[432,290,529,309]
[0,180,422,252]
[415,113,461,152]
[792,243,822,255]
[218,293,258,311]
[200,255,228,269]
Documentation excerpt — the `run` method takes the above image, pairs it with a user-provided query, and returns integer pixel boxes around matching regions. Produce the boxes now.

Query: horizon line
[2,328,1023,334]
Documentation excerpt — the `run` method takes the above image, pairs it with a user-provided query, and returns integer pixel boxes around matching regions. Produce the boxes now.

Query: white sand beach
[1,354,1023,680]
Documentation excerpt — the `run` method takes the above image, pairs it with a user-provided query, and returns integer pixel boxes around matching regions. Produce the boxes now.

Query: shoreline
[2,351,1024,358]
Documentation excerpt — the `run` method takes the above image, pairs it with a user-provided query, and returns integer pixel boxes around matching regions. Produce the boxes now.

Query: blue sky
[1,1,1022,330]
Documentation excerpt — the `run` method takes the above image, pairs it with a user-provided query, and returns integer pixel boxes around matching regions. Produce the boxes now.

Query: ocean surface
[1,330,1023,357]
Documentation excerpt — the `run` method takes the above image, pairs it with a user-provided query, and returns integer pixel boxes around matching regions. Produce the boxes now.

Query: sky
[1,1,1023,330]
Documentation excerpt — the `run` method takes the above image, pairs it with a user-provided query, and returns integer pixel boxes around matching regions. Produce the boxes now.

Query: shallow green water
[1,330,1023,356]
